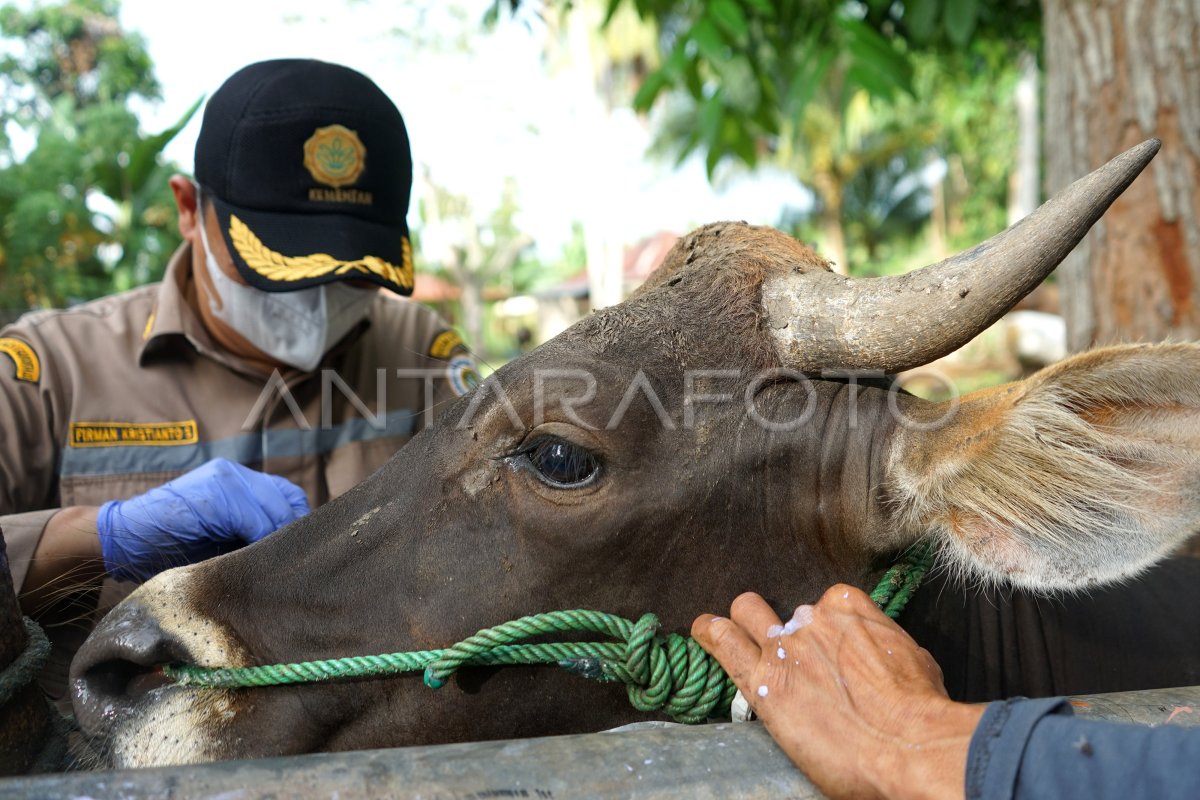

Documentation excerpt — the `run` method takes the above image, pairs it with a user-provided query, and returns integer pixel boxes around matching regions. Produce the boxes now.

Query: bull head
[71,139,1200,767]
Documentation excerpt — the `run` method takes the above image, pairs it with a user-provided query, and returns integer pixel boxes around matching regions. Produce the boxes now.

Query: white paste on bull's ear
[888,343,1200,592]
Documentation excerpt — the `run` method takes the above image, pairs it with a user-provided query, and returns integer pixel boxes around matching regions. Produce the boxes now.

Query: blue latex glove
[97,457,310,583]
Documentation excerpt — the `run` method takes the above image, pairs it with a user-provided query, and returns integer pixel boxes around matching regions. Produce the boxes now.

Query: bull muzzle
[70,596,190,737]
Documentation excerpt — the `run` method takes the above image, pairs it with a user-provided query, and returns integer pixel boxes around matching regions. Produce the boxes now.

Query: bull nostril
[70,599,195,736]
[82,660,175,705]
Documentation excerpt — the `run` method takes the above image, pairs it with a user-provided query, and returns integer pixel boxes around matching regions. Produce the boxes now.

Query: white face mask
[195,204,375,371]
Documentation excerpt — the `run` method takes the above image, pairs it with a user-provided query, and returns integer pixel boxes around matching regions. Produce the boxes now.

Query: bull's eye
[522,437,600,488]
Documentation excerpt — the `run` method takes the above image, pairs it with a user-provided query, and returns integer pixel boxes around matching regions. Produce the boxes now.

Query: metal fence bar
[0,722,818,800]
[3,685,1200,800]
[1066,684,1200,727]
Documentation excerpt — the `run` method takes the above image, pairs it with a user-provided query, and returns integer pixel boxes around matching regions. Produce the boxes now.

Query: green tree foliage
[493,0,1040,274]
[599,0,1039,175]
[0,0,197,314]
[900,43,1030,252]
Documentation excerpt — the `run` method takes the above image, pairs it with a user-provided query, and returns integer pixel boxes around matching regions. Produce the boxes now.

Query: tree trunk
[1007,51,1041,226]
[819,203,849,276]
[1043,0,1200,351]
[459,278,487,365]
[811,172,848,274]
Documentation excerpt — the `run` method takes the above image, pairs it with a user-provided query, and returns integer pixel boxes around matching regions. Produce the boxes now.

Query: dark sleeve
[967,697,1200,800]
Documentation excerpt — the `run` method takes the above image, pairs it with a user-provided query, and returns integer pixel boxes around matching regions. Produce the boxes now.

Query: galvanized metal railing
[1,684,1200,800]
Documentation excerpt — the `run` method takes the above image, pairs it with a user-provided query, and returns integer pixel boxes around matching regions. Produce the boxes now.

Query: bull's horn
[762,138,1161,373]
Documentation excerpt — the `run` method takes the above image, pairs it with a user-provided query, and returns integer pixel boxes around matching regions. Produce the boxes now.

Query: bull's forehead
[545,223,834,376]
[441,224,843,436]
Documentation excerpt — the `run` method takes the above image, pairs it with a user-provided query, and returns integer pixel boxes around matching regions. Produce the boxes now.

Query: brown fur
[892,342,1200,590]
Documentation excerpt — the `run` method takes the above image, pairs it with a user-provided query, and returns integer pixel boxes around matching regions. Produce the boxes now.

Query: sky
[117,0,812,259]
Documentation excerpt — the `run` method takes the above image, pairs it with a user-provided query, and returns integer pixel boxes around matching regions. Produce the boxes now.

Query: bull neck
[804,379,904,573]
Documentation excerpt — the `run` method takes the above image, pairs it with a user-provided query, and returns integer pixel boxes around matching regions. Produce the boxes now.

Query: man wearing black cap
[0,59,477,705]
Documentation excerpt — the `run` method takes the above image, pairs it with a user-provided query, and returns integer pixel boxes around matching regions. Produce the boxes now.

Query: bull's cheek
[110,689,240,768]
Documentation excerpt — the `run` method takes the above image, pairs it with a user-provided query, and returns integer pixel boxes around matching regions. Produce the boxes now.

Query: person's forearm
[18,505,103,617]
[968,698,1200,800]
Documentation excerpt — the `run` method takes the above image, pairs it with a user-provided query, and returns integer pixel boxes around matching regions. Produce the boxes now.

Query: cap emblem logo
[303,124,366,188]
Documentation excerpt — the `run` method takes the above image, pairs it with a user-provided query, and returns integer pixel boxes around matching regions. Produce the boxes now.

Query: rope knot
[623,613,661,686]
[612,614,735,724]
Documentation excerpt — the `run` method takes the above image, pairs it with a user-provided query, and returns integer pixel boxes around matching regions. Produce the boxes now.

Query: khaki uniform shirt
[0,244,473,703]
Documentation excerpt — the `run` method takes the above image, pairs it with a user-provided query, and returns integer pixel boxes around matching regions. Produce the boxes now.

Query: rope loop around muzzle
[163,541,936,725]
[612,617,735,723]
[168,609,738,724]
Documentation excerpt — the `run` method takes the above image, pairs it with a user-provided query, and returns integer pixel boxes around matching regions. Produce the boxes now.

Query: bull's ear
[889,343,1200,592]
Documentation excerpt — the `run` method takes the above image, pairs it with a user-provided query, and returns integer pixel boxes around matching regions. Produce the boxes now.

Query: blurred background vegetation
[2,0,1193,381]
[0,0,197,315]
[556,0,1042,278]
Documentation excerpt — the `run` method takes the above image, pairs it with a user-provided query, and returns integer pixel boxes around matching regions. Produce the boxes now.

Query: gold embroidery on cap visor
[227,214,413,291]
[303,124,366,188]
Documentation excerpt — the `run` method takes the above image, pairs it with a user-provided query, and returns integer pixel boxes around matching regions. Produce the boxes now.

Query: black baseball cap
[195,59,414,295]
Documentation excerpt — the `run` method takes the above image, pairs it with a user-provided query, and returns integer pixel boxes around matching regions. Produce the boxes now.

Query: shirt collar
[139,243,204,364]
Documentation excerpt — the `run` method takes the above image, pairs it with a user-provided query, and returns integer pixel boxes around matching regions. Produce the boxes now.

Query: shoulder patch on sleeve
[446,354,481,397]
[0,338,40,383]
[429,329,466,360]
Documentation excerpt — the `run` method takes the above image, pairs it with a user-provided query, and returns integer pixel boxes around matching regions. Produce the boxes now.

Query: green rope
[163,540,936,723]
[870,538,937,619]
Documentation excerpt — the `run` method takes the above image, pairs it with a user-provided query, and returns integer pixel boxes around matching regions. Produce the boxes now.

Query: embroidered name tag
[0,338,40,383]
[69,420,199,448]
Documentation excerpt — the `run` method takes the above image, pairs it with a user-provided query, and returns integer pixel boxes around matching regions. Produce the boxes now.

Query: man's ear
[169,175,199,238]
[888,343,1200,592]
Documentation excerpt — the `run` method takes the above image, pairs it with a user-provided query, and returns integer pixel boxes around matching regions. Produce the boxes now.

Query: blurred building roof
[537,230,680,300]
[412,273,511,303]
[412,273,461,303]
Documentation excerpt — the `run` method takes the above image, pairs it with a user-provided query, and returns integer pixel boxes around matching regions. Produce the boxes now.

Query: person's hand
[692,585,985,800]
[97,458,310,582]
